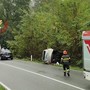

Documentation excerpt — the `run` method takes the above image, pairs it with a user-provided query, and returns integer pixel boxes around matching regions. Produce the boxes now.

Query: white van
[82,31,90,80]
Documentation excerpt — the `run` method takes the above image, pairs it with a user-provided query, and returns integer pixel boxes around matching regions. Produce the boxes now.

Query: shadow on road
[85,85,90,90]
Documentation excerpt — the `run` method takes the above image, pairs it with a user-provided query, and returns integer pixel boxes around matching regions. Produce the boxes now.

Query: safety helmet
[63,50,67,54]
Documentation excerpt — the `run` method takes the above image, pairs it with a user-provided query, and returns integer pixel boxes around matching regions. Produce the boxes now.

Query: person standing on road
[61,50,71,77]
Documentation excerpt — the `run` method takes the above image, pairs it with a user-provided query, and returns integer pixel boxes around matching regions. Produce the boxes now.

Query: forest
[0,0,90,67]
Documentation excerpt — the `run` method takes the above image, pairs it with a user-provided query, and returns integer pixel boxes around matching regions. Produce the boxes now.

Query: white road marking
[0,62,85,90]
[0,82,11,90]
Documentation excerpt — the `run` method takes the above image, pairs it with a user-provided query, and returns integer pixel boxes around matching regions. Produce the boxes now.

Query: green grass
[15,58,83,71]
[0,85,6,90]
[53,64,83,71]
[32,60,83,71]
[71,66,83,71]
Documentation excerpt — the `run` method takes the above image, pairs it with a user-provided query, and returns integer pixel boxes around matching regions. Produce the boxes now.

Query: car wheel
[11,57,13,60]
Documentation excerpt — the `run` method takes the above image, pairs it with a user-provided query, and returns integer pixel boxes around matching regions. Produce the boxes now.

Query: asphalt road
[0,60,89,90]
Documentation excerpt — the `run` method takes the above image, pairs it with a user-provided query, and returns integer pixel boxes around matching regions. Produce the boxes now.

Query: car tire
[11,57,13,60]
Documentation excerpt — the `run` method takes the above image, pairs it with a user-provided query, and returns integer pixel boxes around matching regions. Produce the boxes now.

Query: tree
[7,0,90,67]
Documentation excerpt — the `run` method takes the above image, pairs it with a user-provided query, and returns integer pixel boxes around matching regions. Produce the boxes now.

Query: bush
[76,60,83,68]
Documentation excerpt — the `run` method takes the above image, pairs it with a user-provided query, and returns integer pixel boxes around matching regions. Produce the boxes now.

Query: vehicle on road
[0,48,13,60]
[82,31,90,80]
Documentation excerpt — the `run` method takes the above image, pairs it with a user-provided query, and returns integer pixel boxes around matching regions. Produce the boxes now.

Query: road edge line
[0,82,11,90]
[0,62,85,90]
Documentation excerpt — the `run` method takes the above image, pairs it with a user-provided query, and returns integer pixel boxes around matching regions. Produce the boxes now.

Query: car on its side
[0,48,13,60]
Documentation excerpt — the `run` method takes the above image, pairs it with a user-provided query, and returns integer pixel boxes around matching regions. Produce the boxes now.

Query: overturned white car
[42,48,62,64]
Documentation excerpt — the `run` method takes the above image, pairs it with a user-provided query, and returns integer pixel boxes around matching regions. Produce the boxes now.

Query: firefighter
[61,50,71,76]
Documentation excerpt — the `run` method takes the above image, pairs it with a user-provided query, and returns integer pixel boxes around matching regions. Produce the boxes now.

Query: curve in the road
[0,62,85,90]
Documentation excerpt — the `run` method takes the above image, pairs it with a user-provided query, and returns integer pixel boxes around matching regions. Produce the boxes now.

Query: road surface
[0,60,89,90]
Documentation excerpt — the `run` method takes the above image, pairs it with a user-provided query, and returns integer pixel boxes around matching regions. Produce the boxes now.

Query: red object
[84,40,90,54]
[0,21,8,34]
[83,31,90,36]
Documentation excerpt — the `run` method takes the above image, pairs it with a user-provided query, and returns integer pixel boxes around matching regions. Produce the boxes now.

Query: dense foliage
[0,0,90,67]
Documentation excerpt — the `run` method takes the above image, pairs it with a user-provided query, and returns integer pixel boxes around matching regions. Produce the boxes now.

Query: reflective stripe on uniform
[64,70,66,72]
[63,58,69,60]
[67,69,70,72]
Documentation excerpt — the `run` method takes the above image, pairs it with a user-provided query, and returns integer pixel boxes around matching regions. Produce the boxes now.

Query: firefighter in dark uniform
[61,50,71,76]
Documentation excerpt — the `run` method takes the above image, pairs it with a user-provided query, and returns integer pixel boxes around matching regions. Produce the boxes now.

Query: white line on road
[0,82,11,90]
[0,62,85,90]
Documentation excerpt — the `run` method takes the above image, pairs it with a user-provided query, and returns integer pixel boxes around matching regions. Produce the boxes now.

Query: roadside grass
[70,66,83,71]
[53,64,83,71]
[16,58,44,63]
[30,59,83,71]
[35,60,83,71]
[0,85,6,90]
[15,58,83,71]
